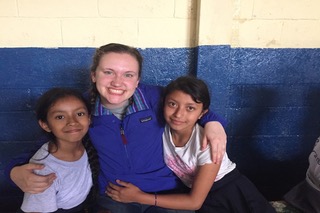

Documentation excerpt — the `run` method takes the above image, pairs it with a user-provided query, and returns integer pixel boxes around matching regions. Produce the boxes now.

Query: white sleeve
[20,162,59,212]
[21,185,58,212]
[197,146,213,166]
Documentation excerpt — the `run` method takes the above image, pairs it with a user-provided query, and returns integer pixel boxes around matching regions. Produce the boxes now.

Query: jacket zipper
[120,125,128,145]
[120,123,130,168]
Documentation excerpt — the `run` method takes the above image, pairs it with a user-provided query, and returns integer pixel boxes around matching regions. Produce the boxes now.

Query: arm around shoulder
[10,163,56,194]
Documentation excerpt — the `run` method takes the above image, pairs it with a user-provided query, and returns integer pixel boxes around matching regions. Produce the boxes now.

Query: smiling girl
[107,76,275,213]
[20,88,99,213]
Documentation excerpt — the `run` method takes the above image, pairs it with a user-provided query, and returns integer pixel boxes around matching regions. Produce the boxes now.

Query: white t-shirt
[306,136,320,191]
[21,142,93,212]
[163,124,236,188]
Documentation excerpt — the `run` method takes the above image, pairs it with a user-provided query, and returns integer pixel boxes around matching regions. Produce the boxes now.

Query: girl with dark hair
[20,88,99,213]
[107,76,276,213]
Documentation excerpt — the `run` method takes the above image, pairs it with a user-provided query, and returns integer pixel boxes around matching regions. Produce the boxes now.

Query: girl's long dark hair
[35,88,100,209]
[82,134,100,210]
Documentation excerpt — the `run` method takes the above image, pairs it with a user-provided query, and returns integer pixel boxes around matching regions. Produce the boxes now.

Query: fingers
[106,181,127,196]
[108,182,120,190]
[201,137,208,151]
[106,190,116,200]
[25,172,56,193]
[45,173,57,182]
[30,172,56,185]
[202,121,227,164]
[106,182,119,195]
[212,151,221,164]
[23,182,49,193]
[26,163,45,170]
[31,172,56,182]
[106,184,120,201]
[105,187,113,197]
[11,163,57,194]
[116,179,130,187]
[211,140,226,164]
[210,142,219,164]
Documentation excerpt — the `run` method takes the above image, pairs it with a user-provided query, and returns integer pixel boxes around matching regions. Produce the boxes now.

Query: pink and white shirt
[163,124,236,188]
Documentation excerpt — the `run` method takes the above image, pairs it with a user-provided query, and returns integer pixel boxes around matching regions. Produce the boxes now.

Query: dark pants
[197,168,276,213]
[284,180,320,213]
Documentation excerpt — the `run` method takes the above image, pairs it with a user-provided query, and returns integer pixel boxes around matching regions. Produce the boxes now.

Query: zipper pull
[120,126,128,145]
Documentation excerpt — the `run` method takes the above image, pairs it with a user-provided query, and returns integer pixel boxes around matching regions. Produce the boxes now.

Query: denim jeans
[97,195,194,213]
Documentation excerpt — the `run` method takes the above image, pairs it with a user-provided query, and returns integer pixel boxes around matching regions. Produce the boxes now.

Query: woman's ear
[38,120,51,133]
[136,77,140,88]
[91,72,96,83]
[199,109,209,119]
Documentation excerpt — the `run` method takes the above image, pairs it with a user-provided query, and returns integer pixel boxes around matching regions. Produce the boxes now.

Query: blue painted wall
[197,46,320,199]
[1,46,320,209]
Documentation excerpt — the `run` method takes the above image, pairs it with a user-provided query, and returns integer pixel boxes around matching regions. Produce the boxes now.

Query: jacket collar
[93,87,150,116]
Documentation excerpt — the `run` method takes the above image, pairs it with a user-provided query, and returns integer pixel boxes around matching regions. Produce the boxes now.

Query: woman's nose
[111,74,122,85]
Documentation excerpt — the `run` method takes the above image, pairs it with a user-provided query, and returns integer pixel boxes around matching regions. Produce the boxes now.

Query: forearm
[149,165,217,210]
[5,136,47,187]
[137,193,202,210]
[108,180,206,210]
[4,153,32,187]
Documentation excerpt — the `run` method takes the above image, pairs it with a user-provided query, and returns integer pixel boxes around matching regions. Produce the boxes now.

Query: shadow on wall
[227,85,320,200]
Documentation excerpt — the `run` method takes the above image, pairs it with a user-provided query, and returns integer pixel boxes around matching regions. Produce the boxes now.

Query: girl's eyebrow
[74,106,87,110]
[50,106,87,113]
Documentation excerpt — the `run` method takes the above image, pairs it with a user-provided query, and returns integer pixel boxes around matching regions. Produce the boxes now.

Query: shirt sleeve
[197,146,213,166]
[20,172,58,213]
[198,109,227,128]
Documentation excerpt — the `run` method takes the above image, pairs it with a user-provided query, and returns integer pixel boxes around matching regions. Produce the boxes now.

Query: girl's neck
[170,128,193,147]
[49,141,85,162]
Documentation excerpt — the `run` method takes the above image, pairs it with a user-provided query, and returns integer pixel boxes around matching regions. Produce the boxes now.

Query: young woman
[19,88,99,213]
[107,76,276,213]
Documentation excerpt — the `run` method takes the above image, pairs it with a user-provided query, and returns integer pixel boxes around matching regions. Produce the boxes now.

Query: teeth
[109,88,124,94]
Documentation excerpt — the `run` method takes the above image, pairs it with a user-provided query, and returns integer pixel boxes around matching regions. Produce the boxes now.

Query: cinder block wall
[1,0,320,211]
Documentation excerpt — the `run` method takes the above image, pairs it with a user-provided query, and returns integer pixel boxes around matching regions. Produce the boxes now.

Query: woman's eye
[103,70,113,75]
[125,73,133,78]
[124,73,137,78]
